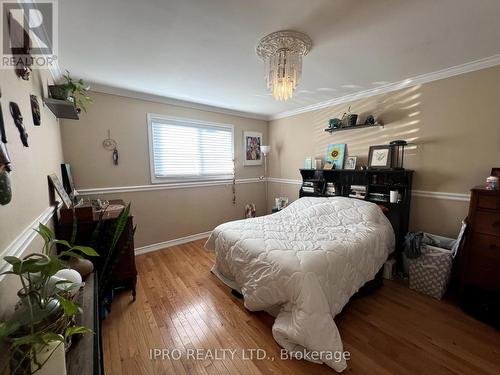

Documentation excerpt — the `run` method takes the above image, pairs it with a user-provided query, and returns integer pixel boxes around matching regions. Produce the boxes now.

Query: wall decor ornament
[30,95,41,126]
[102,129,119,165]
[243,131,263,166]
[256,30,312,101]
[9,102,29,146]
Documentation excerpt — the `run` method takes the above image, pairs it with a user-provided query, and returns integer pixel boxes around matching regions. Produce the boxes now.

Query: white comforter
[205,197,394,371]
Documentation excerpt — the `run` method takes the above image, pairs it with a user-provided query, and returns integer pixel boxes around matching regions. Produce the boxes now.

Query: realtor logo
[1,0,58,69]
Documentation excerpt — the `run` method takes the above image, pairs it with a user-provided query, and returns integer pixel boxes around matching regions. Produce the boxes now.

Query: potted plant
[48,71,93,113]
[0,223,98,375]
[341,106,358,127]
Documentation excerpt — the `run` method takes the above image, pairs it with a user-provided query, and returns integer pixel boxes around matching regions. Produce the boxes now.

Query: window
[147,114,234,183]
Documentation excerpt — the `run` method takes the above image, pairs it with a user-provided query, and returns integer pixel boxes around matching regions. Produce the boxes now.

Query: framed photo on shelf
[48,173,73,208]
[368,145,392,169]
[325,143,346,169]
[345,156,358,170]
[243,131,262,166]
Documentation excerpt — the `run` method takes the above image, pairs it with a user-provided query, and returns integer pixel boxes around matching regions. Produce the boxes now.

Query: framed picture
[491,168,500,178]
[243,131,262,166]
[61,163,75,195]
[325,144,346,169]
[48,173,72,208]
[368,145,392,169]
[345,156,358,170]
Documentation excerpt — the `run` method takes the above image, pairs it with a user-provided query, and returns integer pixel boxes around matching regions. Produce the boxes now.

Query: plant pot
[31,341,67,375]
[342,114,358,127]
[48,85,71,101]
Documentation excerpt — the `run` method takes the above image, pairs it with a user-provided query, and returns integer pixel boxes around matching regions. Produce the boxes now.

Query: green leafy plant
[94,203,133,298]
[0,224,98,375]
[61,71,93,112]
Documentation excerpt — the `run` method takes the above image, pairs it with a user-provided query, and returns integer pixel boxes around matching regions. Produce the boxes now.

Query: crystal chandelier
[256,30,312,101]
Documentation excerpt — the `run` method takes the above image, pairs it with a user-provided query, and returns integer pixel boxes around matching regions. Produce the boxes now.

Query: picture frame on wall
[48,173,73,208]
[243,131,263,166]
[345,156,358,170]
[368,145,392,169]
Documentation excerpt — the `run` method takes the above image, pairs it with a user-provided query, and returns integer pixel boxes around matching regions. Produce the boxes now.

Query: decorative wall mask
[30,95,41,126]
[0,104,12,205]
[9,102,29,146]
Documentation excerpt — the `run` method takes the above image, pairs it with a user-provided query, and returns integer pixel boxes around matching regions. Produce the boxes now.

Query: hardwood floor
[102,239,500,375]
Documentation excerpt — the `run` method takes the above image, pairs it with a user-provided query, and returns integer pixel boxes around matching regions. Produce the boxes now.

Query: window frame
[147,113,235,184]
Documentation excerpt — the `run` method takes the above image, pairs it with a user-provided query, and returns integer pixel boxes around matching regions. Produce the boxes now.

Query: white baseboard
[135,231,212,255]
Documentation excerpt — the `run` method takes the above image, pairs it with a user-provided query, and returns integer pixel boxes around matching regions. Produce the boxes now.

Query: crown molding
[270,54,500,120]
[89,83,269,121]
[54,53,500,122]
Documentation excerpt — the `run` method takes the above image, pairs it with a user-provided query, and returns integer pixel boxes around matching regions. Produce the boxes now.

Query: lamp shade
[261,145,271,155]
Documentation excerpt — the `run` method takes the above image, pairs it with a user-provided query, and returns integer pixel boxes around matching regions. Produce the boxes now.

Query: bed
[204,196,395,372]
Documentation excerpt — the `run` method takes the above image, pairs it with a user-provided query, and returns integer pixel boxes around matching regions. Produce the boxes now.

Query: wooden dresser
[57,200,137,301]
[460,187,500,328]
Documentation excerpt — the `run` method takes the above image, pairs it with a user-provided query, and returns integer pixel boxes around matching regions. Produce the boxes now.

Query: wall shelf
[324,123,383,133]
[44,98,79,120]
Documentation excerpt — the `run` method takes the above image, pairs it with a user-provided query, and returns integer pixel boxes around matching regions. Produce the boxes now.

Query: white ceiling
[58,0,500,118]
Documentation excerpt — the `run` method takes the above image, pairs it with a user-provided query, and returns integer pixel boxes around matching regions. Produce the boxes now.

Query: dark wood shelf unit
[324,123,383,133]
[44,98,80,120]
[299,168,413,269]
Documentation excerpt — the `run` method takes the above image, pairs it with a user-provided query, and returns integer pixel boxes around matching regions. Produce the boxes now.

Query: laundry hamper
[407,223,466,300]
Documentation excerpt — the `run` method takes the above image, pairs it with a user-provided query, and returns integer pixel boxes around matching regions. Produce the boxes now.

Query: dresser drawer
[464,234,500,291]
[467,234,500,261]
[466,259,500,291]
[473,211,500,236]
[477,194,500,210]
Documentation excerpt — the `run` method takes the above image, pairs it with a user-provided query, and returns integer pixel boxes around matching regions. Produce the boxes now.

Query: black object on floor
[231,289,243,299]
[460,285,499,329]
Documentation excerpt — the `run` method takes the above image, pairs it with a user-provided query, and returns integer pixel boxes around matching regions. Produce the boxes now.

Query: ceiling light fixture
[256,30,312,101]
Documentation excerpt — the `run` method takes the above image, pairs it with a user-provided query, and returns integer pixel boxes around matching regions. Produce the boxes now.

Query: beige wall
[60,92,268,247]
[0,68,63,318]
[267,65,500,238]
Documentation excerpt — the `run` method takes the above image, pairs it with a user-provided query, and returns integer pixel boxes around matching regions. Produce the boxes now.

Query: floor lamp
[260,145,271,213]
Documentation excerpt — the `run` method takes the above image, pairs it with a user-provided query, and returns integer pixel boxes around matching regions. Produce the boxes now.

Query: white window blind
[148,115,234,183]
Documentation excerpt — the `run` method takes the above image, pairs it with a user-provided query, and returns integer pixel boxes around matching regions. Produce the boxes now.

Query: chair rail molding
[266,177,470,202]
[78,178,263,195]
[0,204,60,279]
